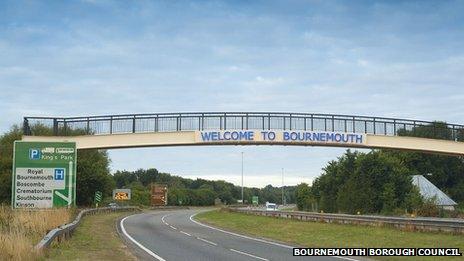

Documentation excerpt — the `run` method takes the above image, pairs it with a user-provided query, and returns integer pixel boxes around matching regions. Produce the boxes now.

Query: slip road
[119,209,357,261]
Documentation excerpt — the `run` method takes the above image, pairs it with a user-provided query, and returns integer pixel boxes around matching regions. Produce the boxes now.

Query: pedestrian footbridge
[21,112,464,156]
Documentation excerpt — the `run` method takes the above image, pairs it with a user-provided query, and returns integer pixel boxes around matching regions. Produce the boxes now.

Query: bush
[403,186,424,214]
[311,150,414,215]
[417,197,440,217]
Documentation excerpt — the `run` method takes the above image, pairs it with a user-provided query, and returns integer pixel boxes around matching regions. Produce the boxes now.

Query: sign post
[12,141,77,208]
[252,196,259,205]
[151,184,168,206]
[94,191,102,207]
[113,189,131,201]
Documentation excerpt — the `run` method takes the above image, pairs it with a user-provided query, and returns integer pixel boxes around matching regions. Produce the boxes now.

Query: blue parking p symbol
[54,169,65,180]
[29,149,41,160]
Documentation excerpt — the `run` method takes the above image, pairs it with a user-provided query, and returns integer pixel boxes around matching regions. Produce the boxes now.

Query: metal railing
[23,112,464,141]
[35,206,140,251]
[229,208,464,234]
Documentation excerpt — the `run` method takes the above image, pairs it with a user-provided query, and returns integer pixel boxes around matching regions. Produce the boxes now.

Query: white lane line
[333,256,361,261]
[120,215,166,261]
[169,225,177,230]
[161,214,172,226]
[230,248,269,261]
[196,237,218,246]
[190,213,291,249]
[190,213,360,261]
[180,231,192,236]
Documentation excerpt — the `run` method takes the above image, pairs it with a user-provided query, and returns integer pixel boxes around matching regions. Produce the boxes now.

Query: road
[119,209,357,261]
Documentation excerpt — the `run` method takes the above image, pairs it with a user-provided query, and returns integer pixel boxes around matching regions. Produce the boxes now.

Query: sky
[1,0,463,187]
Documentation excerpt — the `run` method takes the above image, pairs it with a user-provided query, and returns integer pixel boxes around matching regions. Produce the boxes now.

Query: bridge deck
[19,112,464,155]
[22,112,464,141]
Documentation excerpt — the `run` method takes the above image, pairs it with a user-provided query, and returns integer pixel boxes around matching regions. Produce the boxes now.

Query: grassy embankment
[45,211,136,261]
[195,209,464,261]
[0,205,72,260]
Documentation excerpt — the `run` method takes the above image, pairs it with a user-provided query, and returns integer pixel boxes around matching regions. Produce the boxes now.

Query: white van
[265,202,277,211]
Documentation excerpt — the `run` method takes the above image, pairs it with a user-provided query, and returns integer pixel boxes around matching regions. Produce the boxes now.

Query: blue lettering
[218,131,225,141]
[290,132,297,141]
[261,131,275,141]
[283,132,290,140]
[204,131,362,144]
[326,133,334,142]
[201,132,212,141]
[268,131,275,140]
[347,134,354,143]
[305,133,312,141]
[342,134,349,142]
[261,131,268,140]
[312,133,320,141]
[248,131,254,140]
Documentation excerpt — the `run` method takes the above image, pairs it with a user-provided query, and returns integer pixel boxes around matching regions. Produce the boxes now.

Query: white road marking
[196,237,218,246]
[334,256,361,261]
[180,231,192,236]
[170,225,177,230]
[190,212,360,261]
[332,256,359,261]
[230,248,269,261]
[190,213,292,249]
[120,215,166,261]
[161,214,172,226]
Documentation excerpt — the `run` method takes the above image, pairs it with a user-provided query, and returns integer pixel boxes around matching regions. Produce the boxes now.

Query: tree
[311,150,414,214]
[0,126,22,203]
[192,189,216,206]
[381,182,398,214]
[76,149,115,206]
[113,170,136,188]
[109,168,298,206]
[168,188,189,205]
[259,185,279,204]
[313,150,358,213]
[397,121,454,141]
[295,183,312,211]
[403,186,423,214]
[128,181,151,206]
[389,122,464,203]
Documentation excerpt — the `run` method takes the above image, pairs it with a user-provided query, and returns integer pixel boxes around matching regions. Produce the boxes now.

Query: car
[108,202,119,209]
[265,202,277,211]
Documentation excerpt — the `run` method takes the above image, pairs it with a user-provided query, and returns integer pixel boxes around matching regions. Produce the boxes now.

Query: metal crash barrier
[229,207,464,234]
[35,206,141,251]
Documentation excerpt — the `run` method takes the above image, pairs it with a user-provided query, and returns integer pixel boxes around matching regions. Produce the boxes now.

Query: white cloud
[1,0,463,187]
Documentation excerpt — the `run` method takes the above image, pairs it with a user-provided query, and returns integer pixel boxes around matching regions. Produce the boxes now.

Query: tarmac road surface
[119,208,359,261]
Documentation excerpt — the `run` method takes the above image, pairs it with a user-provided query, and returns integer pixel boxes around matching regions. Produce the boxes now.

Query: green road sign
[94,191,102,203]
[12,141,77,208]
[252,196,259,205]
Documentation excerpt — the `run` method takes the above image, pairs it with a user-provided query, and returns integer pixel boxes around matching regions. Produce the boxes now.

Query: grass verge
[0,205,72,261]
[44,212,136,261]
[195,209,464,261]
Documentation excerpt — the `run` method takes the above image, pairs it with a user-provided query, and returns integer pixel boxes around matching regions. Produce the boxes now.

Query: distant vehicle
[265,202,277,211]
[108,202,119,208]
